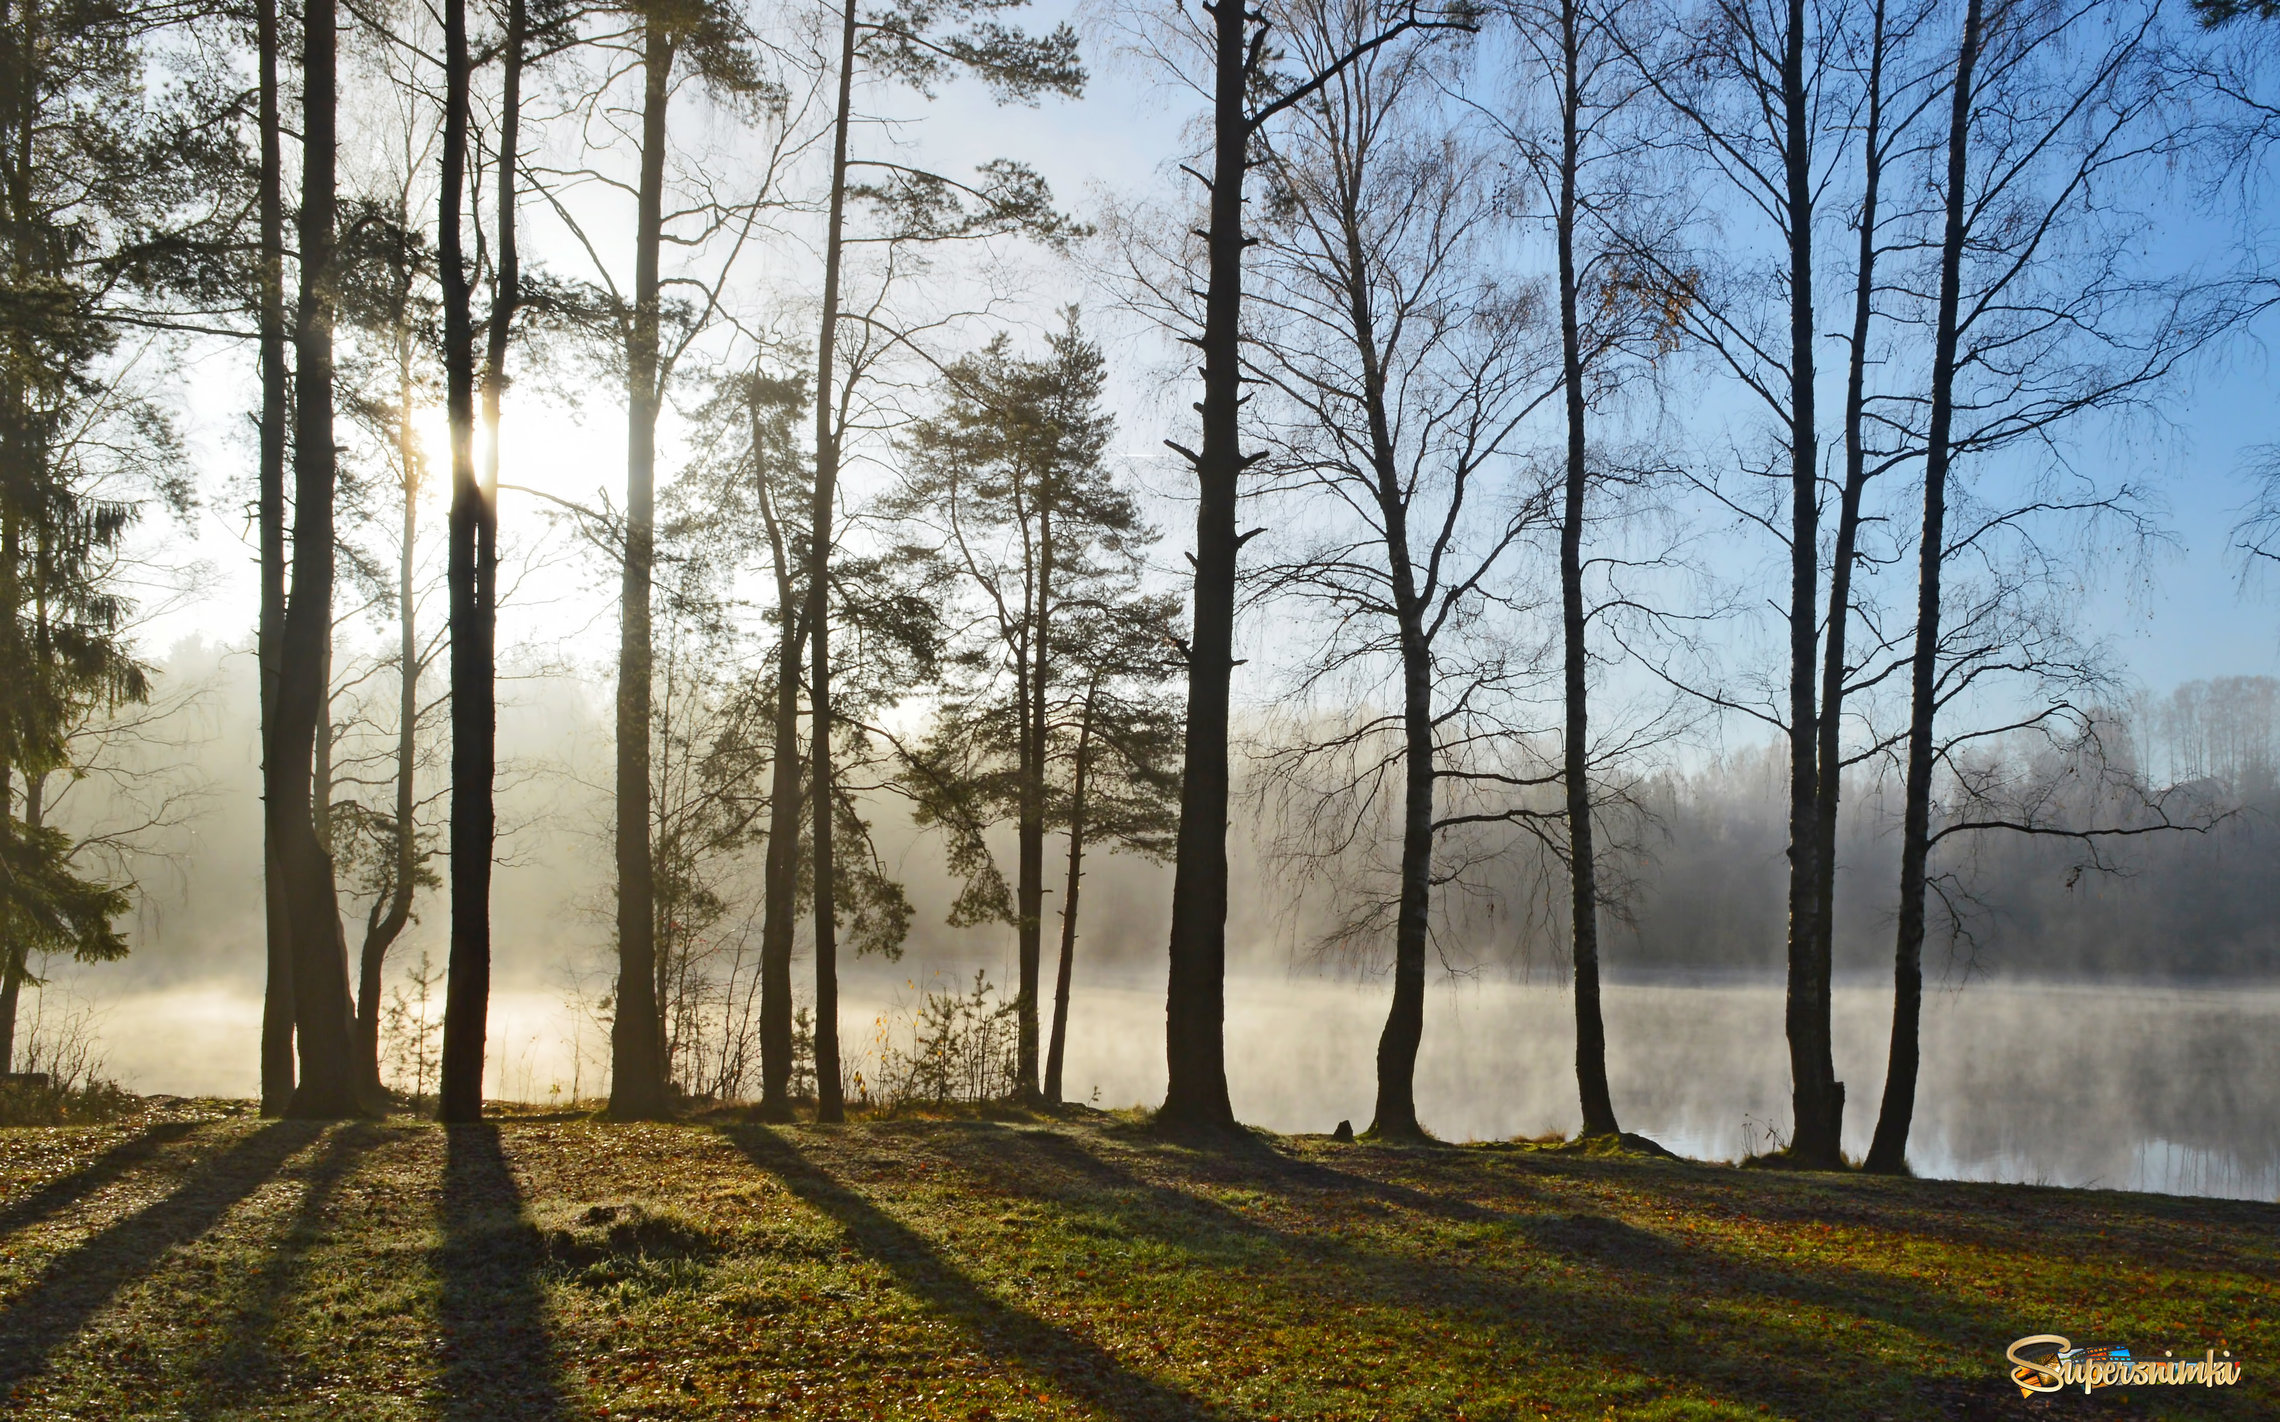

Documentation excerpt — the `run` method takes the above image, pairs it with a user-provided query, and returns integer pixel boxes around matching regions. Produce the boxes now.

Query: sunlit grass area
[0,1103,2270,1419]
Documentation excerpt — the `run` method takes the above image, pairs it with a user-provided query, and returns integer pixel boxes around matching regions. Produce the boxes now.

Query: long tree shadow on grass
[953,1119,1546,1229]
[0,1121,315,1404]
[1635,1163,2280,1276]
[922,1124,2245,1420]
[190,1122,387,1410]
[719,1125,1229,1422]
[0,1119,202,1240]
[437,1122,569,1421]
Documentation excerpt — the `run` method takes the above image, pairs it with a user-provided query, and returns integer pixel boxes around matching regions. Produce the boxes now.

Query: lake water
[45,971,2280,1203]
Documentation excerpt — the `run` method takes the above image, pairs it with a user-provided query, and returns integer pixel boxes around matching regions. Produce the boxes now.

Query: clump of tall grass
[1,982,138,1125]
[0,1076,139,1126]
[851,970,1022,1112]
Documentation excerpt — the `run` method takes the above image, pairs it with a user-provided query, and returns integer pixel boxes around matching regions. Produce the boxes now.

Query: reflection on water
[67,971,2280,1203]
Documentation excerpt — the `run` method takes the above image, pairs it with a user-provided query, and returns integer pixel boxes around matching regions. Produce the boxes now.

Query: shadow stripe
[720,1124,1227,1422]
[438,1122,571,1419]
[0,1120,203,1240]
[0,1121,316,1403]
[189,1123,385,1411]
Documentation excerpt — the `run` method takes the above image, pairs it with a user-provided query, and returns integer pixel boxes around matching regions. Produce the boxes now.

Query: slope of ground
[0,1104,2269,1420]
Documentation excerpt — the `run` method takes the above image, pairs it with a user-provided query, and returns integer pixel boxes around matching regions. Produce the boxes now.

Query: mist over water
[28,644,2279,1204]
[53,967,2280,1203]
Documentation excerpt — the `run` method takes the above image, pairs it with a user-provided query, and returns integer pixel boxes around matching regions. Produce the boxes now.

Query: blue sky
[148,0,2280,706]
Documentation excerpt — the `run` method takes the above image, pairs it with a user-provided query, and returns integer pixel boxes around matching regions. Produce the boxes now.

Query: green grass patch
[0,1108,2269,1418]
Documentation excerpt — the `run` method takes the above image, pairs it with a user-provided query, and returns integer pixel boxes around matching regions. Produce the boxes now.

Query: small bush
[0,1076,140,1127]
[856,970,1020,1111]
[381,950,446,1110]
[1,975,136,1126]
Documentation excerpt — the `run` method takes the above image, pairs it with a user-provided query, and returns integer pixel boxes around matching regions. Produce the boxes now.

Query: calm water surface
[68,973,2280,1202]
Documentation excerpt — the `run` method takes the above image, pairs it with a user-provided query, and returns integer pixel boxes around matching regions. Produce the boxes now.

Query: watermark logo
[2006,1335,2244,1396]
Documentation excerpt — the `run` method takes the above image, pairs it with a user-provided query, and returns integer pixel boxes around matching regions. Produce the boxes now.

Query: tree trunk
[356,302,422,1099]
[0,957,17,1075]
[1158,0,1249,1132]
[805,0,858,1124]
[0,772,42,1072]
[1777,0,1839,1167]
[1043,685,1094,1105]
[277,0,366,1118]
[1810,0,1889,1135]
[608,21,674,1120]
[1365,612,1434,1140]
[1291,110,1441,1141]
[441,0,515,1123]
[1868,0,1979,1176]
[355,909,393,1098]
[0,515,13,1078]
[315,632,334,846]
[1015,505,1052,1100]
[256,0,294,1116]
[1345,301,1433,1139]
[755,416,802,1119]
[655,851,676,1087]
[436,0,488,1123]
[0,947,18,1074]
[1555,0,1618,1141]
[0,10,20,1084]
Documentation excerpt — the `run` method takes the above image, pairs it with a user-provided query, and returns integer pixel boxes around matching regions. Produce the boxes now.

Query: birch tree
[1245,6,1554,1138]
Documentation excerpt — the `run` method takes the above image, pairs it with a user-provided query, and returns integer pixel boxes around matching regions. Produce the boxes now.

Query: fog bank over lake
[46,969,2280,1203]
[36,645,2278,1208]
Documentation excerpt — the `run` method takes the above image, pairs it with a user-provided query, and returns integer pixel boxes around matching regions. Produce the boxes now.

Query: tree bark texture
[1868,0,1981,1176]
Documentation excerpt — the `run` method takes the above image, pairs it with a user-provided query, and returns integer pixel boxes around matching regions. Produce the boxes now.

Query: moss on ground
[0,1103,2269,1419]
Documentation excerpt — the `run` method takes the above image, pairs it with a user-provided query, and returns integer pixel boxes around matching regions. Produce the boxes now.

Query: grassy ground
[0,1102,2270,1421]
